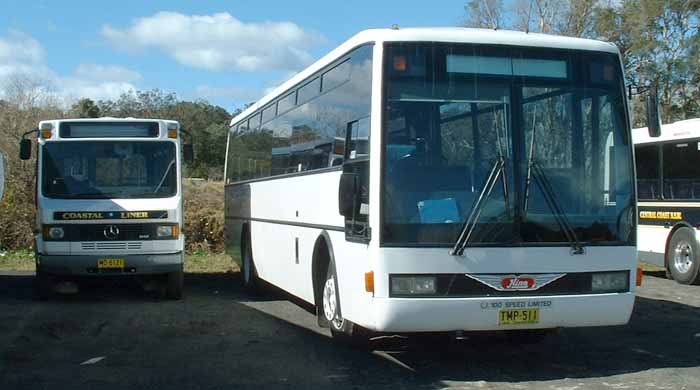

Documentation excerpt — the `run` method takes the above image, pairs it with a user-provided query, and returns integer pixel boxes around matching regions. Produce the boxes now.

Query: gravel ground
[0,270,698,390]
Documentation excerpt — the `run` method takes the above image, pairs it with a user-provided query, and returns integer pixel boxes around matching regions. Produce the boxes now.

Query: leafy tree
[70,98,100,118]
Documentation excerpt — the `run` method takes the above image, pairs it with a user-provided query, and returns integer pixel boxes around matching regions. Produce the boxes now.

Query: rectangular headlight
[391,275,437,296]
[156,225,179,238]
[591,271,629,293]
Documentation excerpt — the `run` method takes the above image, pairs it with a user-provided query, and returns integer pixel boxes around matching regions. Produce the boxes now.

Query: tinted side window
[635,144,659,200]
[663,141,700,200]
[227,44,373,183]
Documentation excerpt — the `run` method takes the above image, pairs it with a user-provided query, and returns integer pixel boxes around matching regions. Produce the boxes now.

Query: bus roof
[632,118,700,145]
[230,27,620,127]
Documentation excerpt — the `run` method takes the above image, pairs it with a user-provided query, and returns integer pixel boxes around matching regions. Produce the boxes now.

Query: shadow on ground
[0,272,698,389]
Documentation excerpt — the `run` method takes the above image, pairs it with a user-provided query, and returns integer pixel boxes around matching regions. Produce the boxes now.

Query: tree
[70,98,100,118]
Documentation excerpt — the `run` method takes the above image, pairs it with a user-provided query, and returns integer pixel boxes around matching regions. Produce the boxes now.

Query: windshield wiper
[451,155,506,256]
[523,159,584,255]
[153,159,176,194]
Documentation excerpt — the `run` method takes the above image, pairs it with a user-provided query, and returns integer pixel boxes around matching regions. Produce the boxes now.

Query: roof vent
[391,24,400,30]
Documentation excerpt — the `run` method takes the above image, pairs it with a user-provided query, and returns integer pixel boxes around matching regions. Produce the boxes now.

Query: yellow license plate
[499,308,539,325]
[97,258,125,269]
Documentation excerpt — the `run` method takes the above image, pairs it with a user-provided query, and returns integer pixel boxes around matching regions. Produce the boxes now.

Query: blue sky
[0,0,467,113]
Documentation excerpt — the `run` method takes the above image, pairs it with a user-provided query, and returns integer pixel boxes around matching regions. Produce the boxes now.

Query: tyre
[322,260,370,347]
[34,270,52,301]
[165,268,184,300]
[241,239,260,293]
[667,227,700,285]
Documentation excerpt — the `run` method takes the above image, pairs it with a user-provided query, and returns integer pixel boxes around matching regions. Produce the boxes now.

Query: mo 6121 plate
[97,258,125,269]
[498,308,539,325]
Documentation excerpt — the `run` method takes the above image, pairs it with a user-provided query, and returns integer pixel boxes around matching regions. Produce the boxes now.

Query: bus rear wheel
[322,261,370,347]
[667,228,700,285]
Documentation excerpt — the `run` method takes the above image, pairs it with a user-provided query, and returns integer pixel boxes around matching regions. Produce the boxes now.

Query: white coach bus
[224,28,640,343]
[634,118,700,285]
[20,118,193,299]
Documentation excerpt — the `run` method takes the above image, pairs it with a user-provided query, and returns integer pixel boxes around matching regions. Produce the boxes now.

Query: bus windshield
[382,43,635,247]
[41,141,177,199]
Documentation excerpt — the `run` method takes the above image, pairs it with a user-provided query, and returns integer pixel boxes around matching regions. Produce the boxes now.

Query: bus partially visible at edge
[224,28,644,343]
[634,118,700,285]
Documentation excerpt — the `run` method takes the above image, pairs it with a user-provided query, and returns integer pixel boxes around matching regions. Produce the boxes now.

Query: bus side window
[346,117,369,160]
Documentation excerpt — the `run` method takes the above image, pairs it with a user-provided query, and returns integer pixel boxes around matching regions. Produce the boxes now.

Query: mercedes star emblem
[103,225,120,240]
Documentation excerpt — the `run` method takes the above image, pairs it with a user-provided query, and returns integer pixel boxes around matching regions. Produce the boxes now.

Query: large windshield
[41,141,177,199]
[382,43,635,247]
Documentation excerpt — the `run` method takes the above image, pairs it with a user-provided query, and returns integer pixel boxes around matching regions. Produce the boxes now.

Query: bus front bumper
[370,292,635,332]
[37,252,184,276]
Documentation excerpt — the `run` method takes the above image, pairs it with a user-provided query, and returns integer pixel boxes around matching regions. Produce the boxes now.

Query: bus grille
[80,242,143,251]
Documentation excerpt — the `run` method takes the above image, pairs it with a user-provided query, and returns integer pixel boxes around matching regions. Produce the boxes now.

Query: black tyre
[165,268,184,300]
[34,270,52,301]
[241,239,260,293]
[667,227,700,285]
[322,260,371,347]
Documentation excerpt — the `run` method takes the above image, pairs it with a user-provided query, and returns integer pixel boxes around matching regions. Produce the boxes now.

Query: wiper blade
[524,160,584,255]
[451,156,506,256]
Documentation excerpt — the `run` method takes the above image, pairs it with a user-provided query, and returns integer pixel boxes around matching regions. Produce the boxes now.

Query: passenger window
[635,145,660,200]
[278,92,296,114]
[262,104,277,124]
[663,141,700,200]
[297,77,321,105]
[322,60,351,92]
[347,117,369,160]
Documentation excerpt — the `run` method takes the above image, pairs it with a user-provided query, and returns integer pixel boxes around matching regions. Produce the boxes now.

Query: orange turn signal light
[364,271,374,293]
[636,267,643,287]
[41,129,52,138]
[167,129,178,138]
[172,224,180,238]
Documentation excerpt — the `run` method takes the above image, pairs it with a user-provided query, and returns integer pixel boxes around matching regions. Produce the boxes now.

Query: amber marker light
[636,267,643,287]
[40,123,53,138]
[364,271,374,293]
[393,56,407,71]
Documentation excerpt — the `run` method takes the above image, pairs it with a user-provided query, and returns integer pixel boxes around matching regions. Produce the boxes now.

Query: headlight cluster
[390,275,437,296]
[156,224,180,239]
[44,226,64,240]
[591,271,629,293]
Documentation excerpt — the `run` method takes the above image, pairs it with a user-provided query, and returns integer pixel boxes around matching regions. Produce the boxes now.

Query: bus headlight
[43,226,64,240]
[591,271,629,293]
[390,275,437,296]
[156,225,179,239]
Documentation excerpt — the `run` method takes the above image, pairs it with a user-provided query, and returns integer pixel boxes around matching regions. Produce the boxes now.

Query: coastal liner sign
[54,211,168,220]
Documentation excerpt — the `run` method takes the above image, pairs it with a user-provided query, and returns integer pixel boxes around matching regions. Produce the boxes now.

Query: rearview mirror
[646,87,662,138]
[183,144,194,164]
[19,138,32,160]
[338,172,358,217]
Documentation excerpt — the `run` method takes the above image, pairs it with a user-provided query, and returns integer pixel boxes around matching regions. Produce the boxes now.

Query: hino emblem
[103,225,120,240]
[501,276,537,290]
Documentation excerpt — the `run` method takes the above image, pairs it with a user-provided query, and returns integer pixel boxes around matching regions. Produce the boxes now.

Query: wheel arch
[312,230,335,327]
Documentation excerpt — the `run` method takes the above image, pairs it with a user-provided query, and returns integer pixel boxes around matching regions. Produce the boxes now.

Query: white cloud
[0,30,44,64]
[102,12,325,72]
[74,63,142,83]
[0,30,138,103]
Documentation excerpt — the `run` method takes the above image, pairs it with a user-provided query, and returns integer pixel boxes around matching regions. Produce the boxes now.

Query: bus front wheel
[241,239,260,293]
[667,227,700,285]
[322,260,370,347]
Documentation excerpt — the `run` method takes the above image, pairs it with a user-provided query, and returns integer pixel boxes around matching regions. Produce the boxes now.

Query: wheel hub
[322,277,343,328]
[673,240,693,274]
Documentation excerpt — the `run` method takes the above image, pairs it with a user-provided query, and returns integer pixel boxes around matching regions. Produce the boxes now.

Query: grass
[0,250,239,274]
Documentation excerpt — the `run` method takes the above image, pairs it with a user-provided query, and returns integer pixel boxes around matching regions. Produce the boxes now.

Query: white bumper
[370,292,635,332]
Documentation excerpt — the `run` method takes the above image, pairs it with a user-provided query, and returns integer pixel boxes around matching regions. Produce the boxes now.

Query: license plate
[498,308,539,325]
[97,258,125,269]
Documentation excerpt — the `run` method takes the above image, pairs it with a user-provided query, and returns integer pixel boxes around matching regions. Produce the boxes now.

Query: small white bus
[20,118,193,299]
[634,118,700,285]
[224,28,640,343]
